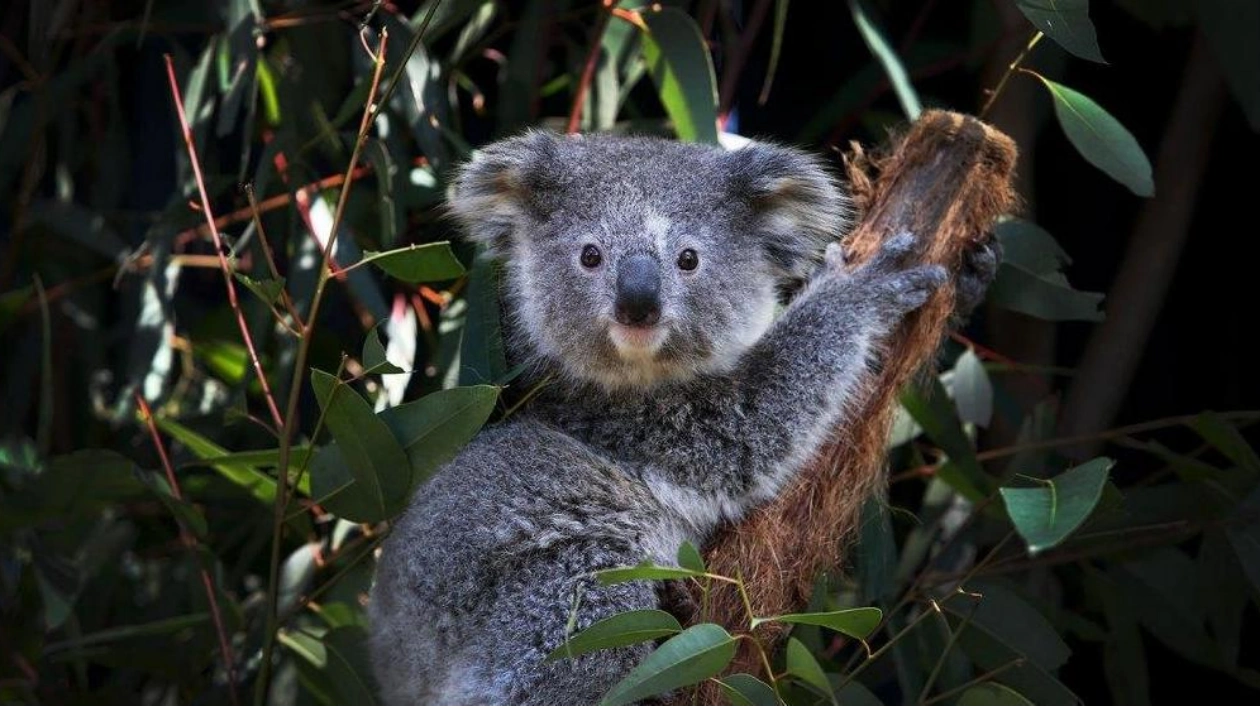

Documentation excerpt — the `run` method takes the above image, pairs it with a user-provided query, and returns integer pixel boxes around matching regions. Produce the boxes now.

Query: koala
[370,132,967,705]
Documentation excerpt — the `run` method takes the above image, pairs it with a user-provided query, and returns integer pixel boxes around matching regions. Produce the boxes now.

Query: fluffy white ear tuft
[448,130,565,257]
[725,143,850,280]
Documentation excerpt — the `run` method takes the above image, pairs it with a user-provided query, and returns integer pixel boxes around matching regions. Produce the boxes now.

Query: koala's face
[451,133,847,390]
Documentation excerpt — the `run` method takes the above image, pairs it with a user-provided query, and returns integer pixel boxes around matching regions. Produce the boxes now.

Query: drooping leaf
[901,378,990,500]
[956,616,1081,705]
[457,256,508,386]
[377,384,499,489]
[1001,457,1113,554]
[235,273,286,306]
[676,541,706,573]
[752,607,882,640]
[956,579,1071,670]
[989,262,1105,322]
[596,563,706,585]
[717,673,782,706]
[784,636,834,701]
[639,7,719,143]
[757,0,790,104]
[360,242,465,284]
[155,417,305,502]
[1188,412,1260,475]
[1014,0,1105,62]
[1196,0,1260,131]
[310,370,412,522]
[957,682,1034,705]
[321,626,380,704]
[995,219,1071,276]
[547,609,682,662]
[952,349,993,428]
[1036,77,1153,197]
[599,624,737,705]
[849,0,921,120]
[362,322,405,375]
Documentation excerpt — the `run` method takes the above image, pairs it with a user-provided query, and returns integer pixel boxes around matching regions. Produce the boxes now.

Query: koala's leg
[481,545,660,705]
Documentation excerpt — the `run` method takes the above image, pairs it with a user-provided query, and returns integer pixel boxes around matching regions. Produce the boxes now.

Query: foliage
[0,0,1257,704]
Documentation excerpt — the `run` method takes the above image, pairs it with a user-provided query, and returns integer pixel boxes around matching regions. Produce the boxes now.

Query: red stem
[135,395,239,704]
[162,55,285,432]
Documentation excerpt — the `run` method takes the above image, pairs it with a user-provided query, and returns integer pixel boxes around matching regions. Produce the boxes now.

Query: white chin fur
[609,323,668,360]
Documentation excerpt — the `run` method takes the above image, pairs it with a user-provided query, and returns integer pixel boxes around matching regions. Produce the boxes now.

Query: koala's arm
[644,234,944,521]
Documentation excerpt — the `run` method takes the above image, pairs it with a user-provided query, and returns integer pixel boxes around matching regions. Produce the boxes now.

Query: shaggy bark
[689,110,1019,699]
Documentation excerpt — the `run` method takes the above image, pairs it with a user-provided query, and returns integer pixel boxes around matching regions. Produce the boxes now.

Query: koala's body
[370,133,952,705]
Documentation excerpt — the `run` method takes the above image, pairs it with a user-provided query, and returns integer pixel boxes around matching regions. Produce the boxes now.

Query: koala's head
[449,131,848,391]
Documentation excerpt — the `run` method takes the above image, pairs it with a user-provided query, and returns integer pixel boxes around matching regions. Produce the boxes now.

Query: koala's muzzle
[614,254,662,326]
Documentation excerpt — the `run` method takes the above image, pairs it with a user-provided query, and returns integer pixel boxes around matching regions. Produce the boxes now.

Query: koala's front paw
[851,232,947,322]
[953,237,1002,319]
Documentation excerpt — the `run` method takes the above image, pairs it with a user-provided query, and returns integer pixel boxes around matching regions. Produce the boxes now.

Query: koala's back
[370,419,678,704]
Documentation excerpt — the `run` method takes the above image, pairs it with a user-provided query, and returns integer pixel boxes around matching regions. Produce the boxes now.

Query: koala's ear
[448,131,565,257]
[725,143,849,280]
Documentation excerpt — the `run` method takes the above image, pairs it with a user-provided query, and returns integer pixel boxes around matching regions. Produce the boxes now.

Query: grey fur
[370,133,951,705]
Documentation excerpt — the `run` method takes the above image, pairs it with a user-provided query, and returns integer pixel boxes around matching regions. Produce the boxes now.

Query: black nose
[614,254,662,326]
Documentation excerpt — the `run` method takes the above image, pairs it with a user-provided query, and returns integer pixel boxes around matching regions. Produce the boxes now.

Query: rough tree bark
[689,110,1019,700]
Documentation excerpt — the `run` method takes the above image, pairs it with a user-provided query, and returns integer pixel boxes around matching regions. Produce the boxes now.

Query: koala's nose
[614,254,662,326]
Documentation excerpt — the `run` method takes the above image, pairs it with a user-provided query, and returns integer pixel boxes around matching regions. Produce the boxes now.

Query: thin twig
[255,27,390,702]
[135,395,239,704]
[163,55,285,432]
[979,31,1042,118]
[918,595,980,703]
[245,185,304,329]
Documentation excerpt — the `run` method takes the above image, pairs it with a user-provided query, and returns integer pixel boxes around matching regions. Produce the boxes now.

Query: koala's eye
[677,249,699,271]
[580,244,603,269]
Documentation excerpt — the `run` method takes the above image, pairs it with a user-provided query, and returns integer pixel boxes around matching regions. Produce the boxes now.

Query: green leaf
[1226,487,1260,595]
[378,385,499,490]
[0,285,32,335]
[752,607,882,640]
[155,417,302,502]
[995,219,1070,277]
[955,617,1080,705]
[596,563,706,585]
[234,273,286,306]
[676,541,705,573]
[957,682,1034,705]
[857,498,897,603]
[547,609,682,662]
[989,262,1105,322]
[717,673,782,706]
[849,0,921,120]
[757,0,790,104]
[362,323,405,375]
[1035,77,1154,197]
[1000,457,1113,554]
[1014,0,1105,63]
[784,636,834,701]
[44,614,211,655]
[180,446,313,495]
[310,370,412,522]
[639,7,719,143]
[952,349,993,428]
[1188,412,1260,475]
[321,626,379,704]
[600,624,737,705]
[360,242,465,283]
[457,256,508,386]
[901,378,990,500]
[1197,0,1260,131]
[956,579,1071,670]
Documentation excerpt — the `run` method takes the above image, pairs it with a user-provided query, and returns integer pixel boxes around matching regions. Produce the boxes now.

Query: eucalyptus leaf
[547,609,682,662]
[1015,0,1105,63]
[599,624,737,705]
[717,673,782,706]
[952,349,993,428]
[639,8,719,143]
[596,563,706,585]
[1001,457,1113,554]
[360,242,465,284]
[1036,77,1153,196]
[785,636,834,701]
[752,607,882,640]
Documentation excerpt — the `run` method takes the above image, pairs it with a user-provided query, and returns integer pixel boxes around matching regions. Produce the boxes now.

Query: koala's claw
[884,264,948,314]
[954,237,1003,319]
